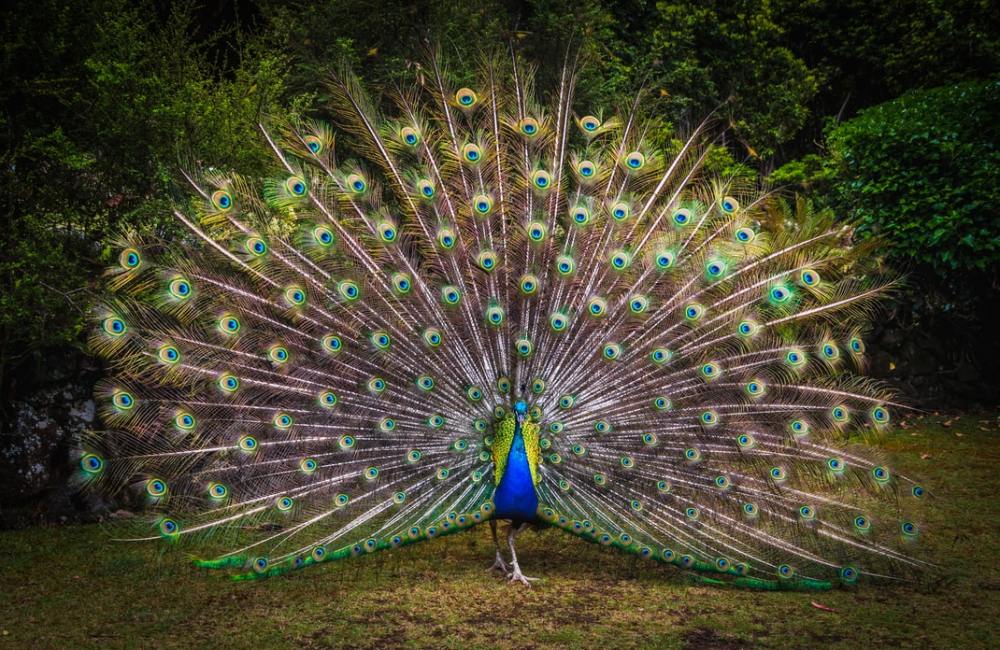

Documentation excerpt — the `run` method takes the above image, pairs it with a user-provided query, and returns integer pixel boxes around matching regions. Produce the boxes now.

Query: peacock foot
[487,552,511,573]
[507,565,539,587]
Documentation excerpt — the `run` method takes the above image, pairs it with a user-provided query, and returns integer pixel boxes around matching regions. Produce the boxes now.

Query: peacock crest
[83,49,928,588]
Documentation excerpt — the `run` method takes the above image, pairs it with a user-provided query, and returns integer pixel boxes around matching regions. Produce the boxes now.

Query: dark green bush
[824,80,999,277]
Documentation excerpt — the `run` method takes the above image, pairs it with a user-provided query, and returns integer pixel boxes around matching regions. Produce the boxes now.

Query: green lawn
[2,414,997,649]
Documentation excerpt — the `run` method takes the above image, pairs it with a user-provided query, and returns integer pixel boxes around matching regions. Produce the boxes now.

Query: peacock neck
[492,417,540,523]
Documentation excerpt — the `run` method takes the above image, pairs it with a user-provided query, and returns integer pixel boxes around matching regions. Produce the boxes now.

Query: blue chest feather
[493,426,538,522]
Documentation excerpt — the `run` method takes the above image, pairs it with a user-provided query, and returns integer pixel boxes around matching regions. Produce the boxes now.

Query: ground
[1,413,997,649]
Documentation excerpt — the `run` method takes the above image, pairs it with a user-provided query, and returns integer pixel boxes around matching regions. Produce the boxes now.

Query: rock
[0,348,110,528]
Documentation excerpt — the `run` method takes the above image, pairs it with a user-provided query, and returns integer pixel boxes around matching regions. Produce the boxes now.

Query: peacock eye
[473,194,493,215]
[312,226,333,248]
[705,258,727,279]
[219,315,240,335]
[673,208,692,226]
[684,303,704,321]
[119,248,141,270]
[577,160,596,177]
[269,345,289,363]
[735,227,755,243]
[609,250,630,270]
[400,126,420,146]
[286,176,307,196]
[371,330,391,350]
[871,406,890,424]
[103,316,127,337]
[839,566,859,583]
[455,88,478,107]
[159,518,179,538]
[346,173,366,193]
[174,411,196,430]
[416,179,436,198]
[168,277,191,299]
[423,328,443,347]
[211,190,232,211]
[519,117,539,136]
[339,280,360,301]
[221,373,240,391]
[304,135,323,154]
[246,237,267,257]
[80,453,104,474]
[556,255,575,275]
[571,206,590,225]
[531,170,550,190]
[769,285,791,303]
[462,143,482,163]
[580,115,600,132]
[587,296,607,317]
[157,344,180,364]
[437,228,456,249]
[785,349,806,366]
[528,222,546,241]
[800,269,821,286]
[486,305,506,327]
[111,389,134,410]
[629,295,648,314]
[391,271,411,294]
[441,285,461,305]
[624,151,645,170]
[284,286,306,306]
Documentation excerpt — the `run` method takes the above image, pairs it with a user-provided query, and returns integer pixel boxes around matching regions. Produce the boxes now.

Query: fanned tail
[83,48,929,586]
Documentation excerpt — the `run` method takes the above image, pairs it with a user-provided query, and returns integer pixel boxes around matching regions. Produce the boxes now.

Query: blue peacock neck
[492,402,540,523]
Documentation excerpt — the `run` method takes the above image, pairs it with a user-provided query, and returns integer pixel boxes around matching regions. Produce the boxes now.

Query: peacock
[82,49,929,589]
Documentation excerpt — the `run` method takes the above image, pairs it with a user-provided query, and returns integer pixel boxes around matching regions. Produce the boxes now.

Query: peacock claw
[487,554,511,573]
[507,568,539,587]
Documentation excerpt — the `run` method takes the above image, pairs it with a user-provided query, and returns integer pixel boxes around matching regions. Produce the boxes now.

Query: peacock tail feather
[83,49,929,588]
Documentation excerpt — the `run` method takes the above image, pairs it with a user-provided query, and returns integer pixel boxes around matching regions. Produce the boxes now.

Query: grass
[2,413,998,649]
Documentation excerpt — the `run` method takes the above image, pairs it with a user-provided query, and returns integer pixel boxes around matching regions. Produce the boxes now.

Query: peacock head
[514,400,527,418]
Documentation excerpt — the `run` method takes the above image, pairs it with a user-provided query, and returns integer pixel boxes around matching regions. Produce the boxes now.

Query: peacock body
[84,50,928,589]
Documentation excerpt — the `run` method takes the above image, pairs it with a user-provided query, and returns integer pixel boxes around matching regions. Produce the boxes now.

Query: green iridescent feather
[80,47,931,589]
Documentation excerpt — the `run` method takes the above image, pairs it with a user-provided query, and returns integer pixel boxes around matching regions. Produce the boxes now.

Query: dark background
[1,0,997,525]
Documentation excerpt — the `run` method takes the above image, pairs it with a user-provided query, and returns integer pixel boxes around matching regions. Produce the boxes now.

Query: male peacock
[83,50,928,589]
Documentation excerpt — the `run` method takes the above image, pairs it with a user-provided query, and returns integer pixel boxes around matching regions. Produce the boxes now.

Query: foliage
[826,80,999,276]
[2,0,999,402]
[774,79,999,295]
[0,0,289,395]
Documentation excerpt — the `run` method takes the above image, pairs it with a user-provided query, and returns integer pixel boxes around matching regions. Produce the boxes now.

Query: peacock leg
[506,522,539,586]
[487,519,511,573]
